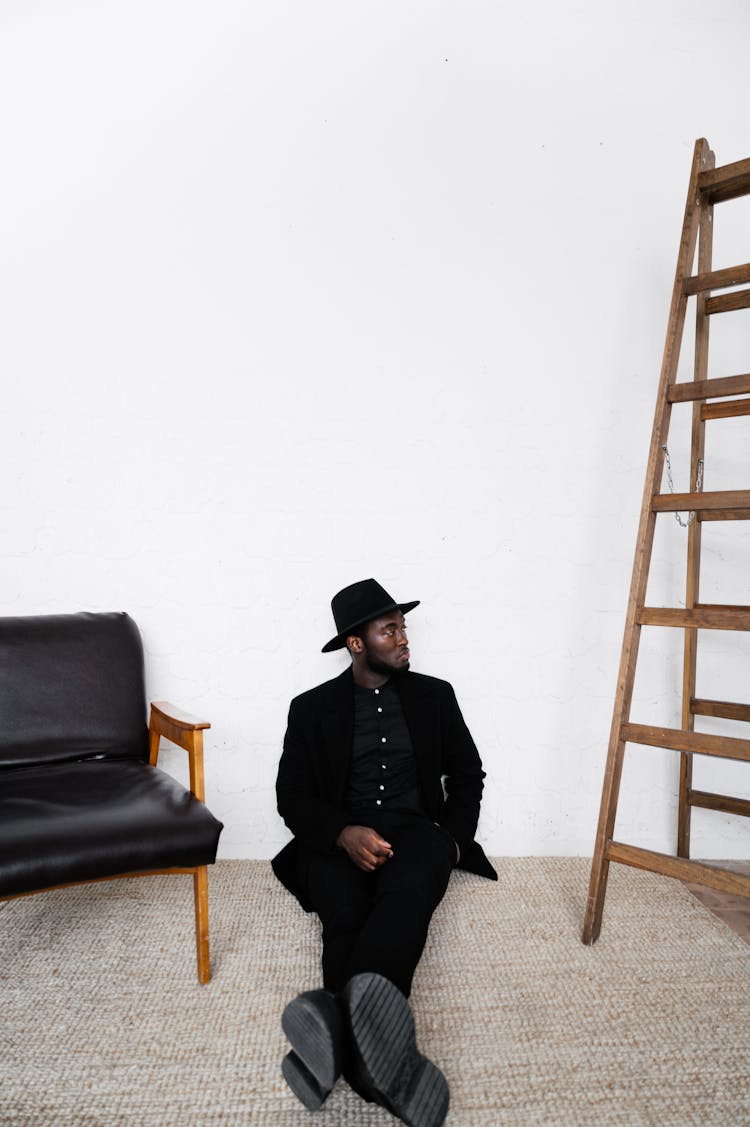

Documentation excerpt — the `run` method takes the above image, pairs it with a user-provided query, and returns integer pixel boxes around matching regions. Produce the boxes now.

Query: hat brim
[321,600,420,653]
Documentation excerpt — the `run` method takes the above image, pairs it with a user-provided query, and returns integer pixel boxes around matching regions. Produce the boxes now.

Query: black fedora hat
[322,578,420,653]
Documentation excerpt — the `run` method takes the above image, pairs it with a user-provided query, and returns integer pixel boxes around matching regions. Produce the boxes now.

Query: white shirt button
[379,784,385,791]
[376,799,382,806]
[381,764,386,769]
[377,707,383,713]
[381,737,387,743]
[374,689,380,695]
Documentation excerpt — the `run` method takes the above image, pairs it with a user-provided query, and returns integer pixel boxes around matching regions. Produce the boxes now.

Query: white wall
[2,0,749,860]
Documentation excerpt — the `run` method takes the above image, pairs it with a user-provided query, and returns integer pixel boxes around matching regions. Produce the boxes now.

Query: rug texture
[1,858,748,1126]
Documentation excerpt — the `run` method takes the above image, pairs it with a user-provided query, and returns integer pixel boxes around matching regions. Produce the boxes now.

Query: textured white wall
[2,1,749,860]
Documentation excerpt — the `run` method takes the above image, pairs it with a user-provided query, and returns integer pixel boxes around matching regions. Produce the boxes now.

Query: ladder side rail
[582,138,711,945]
[679,186,714,857]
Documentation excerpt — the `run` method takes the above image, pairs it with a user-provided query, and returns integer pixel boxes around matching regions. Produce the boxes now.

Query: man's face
[358,611,410,677]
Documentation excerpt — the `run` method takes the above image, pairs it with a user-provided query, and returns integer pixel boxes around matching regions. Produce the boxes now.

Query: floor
[685,860,750,944]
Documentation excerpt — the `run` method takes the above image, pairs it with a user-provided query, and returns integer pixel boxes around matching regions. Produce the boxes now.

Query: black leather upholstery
[0,611,223,900]
[0,612,148,768]
[0,759,222,895]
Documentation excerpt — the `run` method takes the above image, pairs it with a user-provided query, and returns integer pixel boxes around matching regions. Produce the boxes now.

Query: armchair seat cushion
[0,759,224,897]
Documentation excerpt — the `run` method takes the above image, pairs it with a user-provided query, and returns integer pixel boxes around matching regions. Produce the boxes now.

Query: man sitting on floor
[272,578,496,1127]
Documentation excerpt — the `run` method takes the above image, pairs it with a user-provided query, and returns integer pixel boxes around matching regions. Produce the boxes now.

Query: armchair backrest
[0,611,149,769]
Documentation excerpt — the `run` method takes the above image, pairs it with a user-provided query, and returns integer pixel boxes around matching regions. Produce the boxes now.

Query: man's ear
[347,634,363,655]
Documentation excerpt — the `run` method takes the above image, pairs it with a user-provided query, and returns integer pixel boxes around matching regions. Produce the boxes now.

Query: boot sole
[281,1051,327,1111]
[343,973,449,1127]
[281,991,342,1094]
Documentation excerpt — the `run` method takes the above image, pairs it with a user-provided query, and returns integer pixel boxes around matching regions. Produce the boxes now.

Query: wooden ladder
[582,138,750,944]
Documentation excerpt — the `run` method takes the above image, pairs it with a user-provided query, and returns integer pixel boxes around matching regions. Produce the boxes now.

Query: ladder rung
[606,841,750,897]
[690,790,750,818]
[692,697,750,722]
[652,489,750,513]
[698,156,750,203]
[668,372,750,403]
[701,398,750,421]
[698,509,750,522]
[637,605,750,630]
[698,600,750,612]
[682,262,750,295]
[705,288,750,315]
[622,721,750,762]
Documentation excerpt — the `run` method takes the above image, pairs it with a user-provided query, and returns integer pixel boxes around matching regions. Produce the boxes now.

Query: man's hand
[337,825,394,872]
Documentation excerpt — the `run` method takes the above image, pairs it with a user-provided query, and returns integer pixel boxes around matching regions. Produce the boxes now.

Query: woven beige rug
[1,858,748,1125]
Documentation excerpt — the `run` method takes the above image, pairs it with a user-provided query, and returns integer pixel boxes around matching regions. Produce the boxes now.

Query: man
[272,578,496,1127]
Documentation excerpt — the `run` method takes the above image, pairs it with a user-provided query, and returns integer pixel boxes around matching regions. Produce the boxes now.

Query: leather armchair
[0,611,223,983]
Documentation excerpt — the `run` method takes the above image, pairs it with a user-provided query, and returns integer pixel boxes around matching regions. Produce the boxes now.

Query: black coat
[272,667,497,910]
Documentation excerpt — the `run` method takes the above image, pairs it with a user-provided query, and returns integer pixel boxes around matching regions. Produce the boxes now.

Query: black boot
[281,988,344,1110]
[341,972,449,1127]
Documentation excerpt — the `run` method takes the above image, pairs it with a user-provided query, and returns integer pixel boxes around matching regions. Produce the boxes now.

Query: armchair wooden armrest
[148,701,212,801]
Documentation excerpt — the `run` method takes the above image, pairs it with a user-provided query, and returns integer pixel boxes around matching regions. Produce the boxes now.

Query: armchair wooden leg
[193,866,211,984]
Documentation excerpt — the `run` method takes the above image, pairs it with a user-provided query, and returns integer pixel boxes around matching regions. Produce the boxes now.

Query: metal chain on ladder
[661,445,704,526]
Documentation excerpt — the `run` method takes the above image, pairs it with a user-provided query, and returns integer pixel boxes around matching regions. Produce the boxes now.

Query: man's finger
[365,836,392,855]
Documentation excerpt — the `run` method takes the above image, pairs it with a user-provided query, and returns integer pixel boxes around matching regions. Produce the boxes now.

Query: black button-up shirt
[346,681,426,815]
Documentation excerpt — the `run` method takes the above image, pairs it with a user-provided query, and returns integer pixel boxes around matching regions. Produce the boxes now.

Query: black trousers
[298,812,456,998]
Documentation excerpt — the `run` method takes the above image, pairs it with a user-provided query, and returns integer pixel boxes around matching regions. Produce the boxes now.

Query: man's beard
[363,645,410,678]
